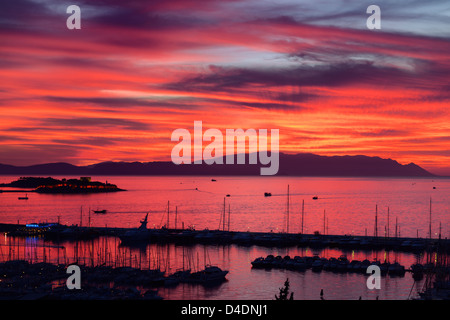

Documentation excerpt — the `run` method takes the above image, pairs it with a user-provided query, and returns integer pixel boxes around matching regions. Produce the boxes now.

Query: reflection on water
[0,235,429,300]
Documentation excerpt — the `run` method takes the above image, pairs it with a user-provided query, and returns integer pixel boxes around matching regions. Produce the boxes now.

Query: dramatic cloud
[0,0,449,174]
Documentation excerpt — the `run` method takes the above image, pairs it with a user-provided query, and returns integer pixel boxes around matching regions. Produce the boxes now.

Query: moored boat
[251,257,265,268]
[312,259,324,272]
[187,265,228,283]
[388,262,406,276]
[119,213,151,245]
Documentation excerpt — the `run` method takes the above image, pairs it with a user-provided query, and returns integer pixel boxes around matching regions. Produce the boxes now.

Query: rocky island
[0,177,125,194]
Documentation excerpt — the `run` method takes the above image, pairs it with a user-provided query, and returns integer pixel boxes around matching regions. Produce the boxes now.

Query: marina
[0,175,448,300]
[0,233,446,300]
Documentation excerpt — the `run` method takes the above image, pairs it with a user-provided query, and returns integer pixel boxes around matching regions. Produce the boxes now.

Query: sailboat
[185,247,229,284]
[165,247,192,286]
[18,194,29,200]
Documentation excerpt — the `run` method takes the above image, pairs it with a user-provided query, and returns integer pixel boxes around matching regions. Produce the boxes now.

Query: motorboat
[188,265,228,283]
[18,194,29,200]
[119,213,151,244]
[388,262,406,276]
[251,257,265,268]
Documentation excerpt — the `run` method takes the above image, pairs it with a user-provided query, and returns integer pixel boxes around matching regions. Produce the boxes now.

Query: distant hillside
[0,153,435,177]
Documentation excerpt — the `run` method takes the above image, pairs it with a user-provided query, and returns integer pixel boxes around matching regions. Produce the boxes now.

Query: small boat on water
[188,265,228,283]
[312,196,318,200]
[264,192,272,197]
[164,268,192,286]
[93,209,107,214]
[388,262,406,276]
[251,257,266,268]
[18,194,29,200]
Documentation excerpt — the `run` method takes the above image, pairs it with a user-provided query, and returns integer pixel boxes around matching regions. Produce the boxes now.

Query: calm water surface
[1,176,448,238]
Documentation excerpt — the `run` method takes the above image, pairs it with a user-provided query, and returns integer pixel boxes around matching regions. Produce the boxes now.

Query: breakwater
[0,222,448,253]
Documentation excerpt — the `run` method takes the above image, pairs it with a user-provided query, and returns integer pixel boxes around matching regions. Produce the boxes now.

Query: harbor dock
[0,222,448,253]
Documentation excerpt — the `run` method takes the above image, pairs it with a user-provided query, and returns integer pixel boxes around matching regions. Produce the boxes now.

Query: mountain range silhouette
[0,153,435,177]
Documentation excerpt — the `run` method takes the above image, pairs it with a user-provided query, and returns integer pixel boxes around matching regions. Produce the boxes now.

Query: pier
[0,222,448,253]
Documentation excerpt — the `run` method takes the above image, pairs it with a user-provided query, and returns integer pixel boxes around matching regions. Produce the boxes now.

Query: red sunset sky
[1,0,449,175]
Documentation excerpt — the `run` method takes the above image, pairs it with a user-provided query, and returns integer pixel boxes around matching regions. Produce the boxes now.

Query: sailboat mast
[301,199,304,234]
[228,203,231,232]
[395,217,398,238]
[374,204,378,238]
[387,206,390,238]
[286,184,290,233]
[223,197,226,231]
[167,201,170,229]
[439,221,441,240]
[175,206,178,230]
[429,197,432,239]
